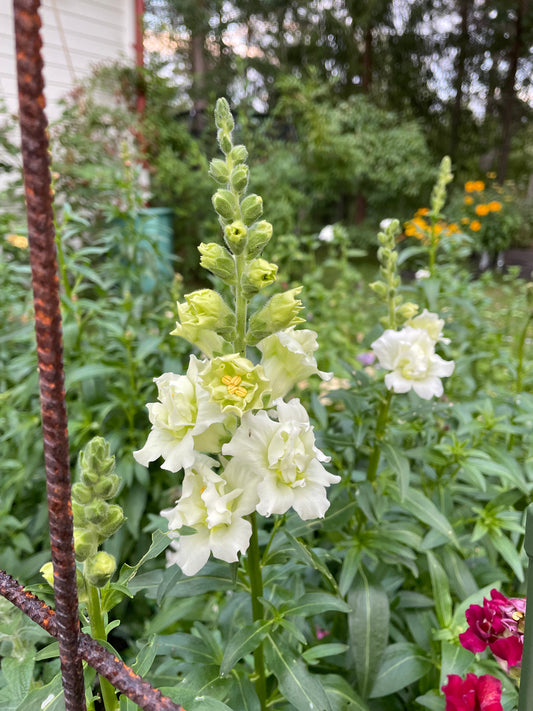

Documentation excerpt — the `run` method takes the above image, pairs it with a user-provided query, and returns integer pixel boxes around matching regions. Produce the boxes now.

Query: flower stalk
[86,584,119,711]
[246,513,267,711]
[366,390,393,483]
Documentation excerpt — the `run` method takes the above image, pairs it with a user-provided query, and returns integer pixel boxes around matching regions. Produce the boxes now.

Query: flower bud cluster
[135,99,338,577]
[40,438,124,593]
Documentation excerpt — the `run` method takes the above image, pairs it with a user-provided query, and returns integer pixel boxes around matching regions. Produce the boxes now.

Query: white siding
[0,0,136,122]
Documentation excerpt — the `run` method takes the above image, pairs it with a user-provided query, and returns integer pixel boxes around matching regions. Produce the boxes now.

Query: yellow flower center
[222,375,247,397]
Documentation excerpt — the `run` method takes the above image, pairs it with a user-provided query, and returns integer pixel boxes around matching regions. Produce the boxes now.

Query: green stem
[54,224,72,302]
[86,584,119,711]
[234,252,248,356]
[247,512,267,711]
[516,314,532,394]
[366,390,393,483]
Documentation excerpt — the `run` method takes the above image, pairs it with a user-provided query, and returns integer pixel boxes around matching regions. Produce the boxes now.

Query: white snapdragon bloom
[405,309,450,344]
[371,327,454,399]
[318,225,335,243]
[223,399,340,520]
[162,455,258,576]
[133,356,229,472]
[258,328,332,400]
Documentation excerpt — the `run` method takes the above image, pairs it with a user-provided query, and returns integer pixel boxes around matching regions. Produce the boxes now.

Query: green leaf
[220,620,273,675]
[65,363,118,389]
[426,552,452,628]
[266,634,331,711]
[15,673,63,711]
[381,442,410,499]
[228,671,261,711]
[2,652,34,706]
[396,487,458,546]
[439,640,473,689]
[284,531,338,592]
[303,644,349,664]
[321,674,369,711]
[156,632,215,663]
[339,547,361,598]
[415,690,445,711]
[347,571,389,698]
[368,643,432,698]
[488,531,524,582]
[280,593,351,618]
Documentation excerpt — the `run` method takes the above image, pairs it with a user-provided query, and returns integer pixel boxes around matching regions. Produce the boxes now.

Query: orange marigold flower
[475,204,490,217]
[470,220,482,232]
[464,196,474,205]
[464,181,476,193]
[448,223,460,233]
[474,180,485,191]
[415,207,429,216]
[6,234,29,249]
[461,217,470,225]
[488,201,502,212]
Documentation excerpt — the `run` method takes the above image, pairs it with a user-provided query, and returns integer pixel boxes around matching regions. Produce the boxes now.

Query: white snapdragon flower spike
[371,327,454,399]
[162,455,258,576]
[405,308,450,344]
[223,398,340,520]
[133,355,229,473]
[258,327,333,400]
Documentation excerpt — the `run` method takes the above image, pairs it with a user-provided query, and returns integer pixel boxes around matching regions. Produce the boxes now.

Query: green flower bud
[214,97,234,133]
[247,287,305,344]
[230,164,249,194]
[94,474,120,500]
[199,354,271,416]
[74,529,97,562]
[209,158,230,185]
[71,482,93,505]
[224,220,248,255]
[198,242,236,283]
[99,504,125,539]
[212,189,238,221]
[229,144,248,164]
[175,289,236,338]
[247,220,273,257]
[240,194,263,226]
[80,437,115,485]
[242,259,278,297]
[84,551,116,588]
[72,501,88,527]
[40,562,54,588]
[369,281,387,298]
[85,499,108,525]
[396,301,419,320]
[217,129,232,155]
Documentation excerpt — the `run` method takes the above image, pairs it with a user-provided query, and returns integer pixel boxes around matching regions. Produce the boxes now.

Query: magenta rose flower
[442,673,503,711]
[459,589,525,671]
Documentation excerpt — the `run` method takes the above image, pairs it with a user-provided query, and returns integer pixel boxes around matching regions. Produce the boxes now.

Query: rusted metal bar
[13,1,85,708]
[0,571,183,711]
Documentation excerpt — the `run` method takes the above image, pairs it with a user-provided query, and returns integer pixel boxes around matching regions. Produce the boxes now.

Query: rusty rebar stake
[13,1,85,708]
[0,572,183,711]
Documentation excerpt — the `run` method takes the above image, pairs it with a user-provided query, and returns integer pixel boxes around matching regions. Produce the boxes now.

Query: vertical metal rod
[518,505,533,711]
[13,1,86,708]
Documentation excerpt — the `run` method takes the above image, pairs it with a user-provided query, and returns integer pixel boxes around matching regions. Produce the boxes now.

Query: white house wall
[0,0,136,122]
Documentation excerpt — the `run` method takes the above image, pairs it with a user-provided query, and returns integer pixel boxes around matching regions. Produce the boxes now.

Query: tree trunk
[498,0,528,181]
[450,0,469,160]
[190,32,208,134]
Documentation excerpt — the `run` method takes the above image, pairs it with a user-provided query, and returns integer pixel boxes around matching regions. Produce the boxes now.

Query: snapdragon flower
[405,308,450,344]
[222,398,340,520]
[258,327,332,400]
[162,455,258,576]
[371,326,454,399]
[442,673,503,711]
[133,356,230,472]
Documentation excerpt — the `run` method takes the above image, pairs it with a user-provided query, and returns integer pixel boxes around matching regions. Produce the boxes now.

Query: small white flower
[258,327,332,400]
[379,218,394,231]
[222,399,340,520]
[371,327,454,400]
[133,355,229,473]
[415,269,431,280]
[318,225,335,243]
[162,455,257,576]
[405,309,450,344]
